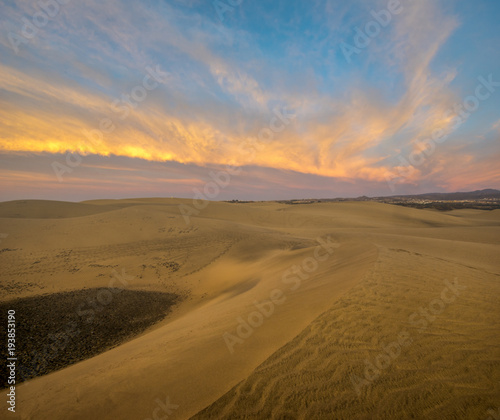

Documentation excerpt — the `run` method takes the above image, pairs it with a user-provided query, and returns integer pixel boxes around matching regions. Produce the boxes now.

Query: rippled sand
[0,199,498,419]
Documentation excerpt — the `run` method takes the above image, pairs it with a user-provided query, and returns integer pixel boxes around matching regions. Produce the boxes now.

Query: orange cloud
[0,0,487,192]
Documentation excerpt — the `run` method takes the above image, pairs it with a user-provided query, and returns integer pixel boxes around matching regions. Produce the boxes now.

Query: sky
[0,0,499,201]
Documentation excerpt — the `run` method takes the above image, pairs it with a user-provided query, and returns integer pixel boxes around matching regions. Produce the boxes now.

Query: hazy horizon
[1,186,500,205]
[1,0,499,201]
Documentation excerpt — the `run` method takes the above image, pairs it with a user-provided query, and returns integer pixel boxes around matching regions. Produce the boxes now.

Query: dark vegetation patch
[159,261,180,271]
[1,288,179,388]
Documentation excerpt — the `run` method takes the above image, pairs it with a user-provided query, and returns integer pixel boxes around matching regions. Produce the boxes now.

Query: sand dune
[0,199,498,419]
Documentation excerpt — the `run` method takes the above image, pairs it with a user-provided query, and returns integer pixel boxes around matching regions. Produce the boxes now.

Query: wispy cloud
[0,0,498,199]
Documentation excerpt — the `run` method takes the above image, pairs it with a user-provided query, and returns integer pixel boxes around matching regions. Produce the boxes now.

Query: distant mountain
[383,189,500,201]
[279,189,500,205]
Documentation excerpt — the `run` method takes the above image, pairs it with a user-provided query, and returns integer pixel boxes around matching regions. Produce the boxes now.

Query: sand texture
[0,199,498,419]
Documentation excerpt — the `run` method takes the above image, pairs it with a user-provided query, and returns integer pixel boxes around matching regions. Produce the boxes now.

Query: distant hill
[281,189,500,210]
[381,189,500,201]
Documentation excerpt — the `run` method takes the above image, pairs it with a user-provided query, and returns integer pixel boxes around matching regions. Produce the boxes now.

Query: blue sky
[0,0,499,201]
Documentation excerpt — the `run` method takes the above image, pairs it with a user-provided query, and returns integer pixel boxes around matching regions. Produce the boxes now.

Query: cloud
[0,0,497,199]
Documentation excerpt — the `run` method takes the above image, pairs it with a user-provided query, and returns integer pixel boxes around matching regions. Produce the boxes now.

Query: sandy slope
[0,199,498,419]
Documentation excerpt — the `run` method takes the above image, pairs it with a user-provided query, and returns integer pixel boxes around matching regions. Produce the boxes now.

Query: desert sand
[0,199,499,419]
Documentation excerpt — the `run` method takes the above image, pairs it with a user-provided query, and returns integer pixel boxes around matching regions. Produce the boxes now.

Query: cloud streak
[0,0,498,199]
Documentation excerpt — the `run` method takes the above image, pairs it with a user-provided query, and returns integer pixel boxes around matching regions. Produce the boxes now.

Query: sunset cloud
[0,0,498,200]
